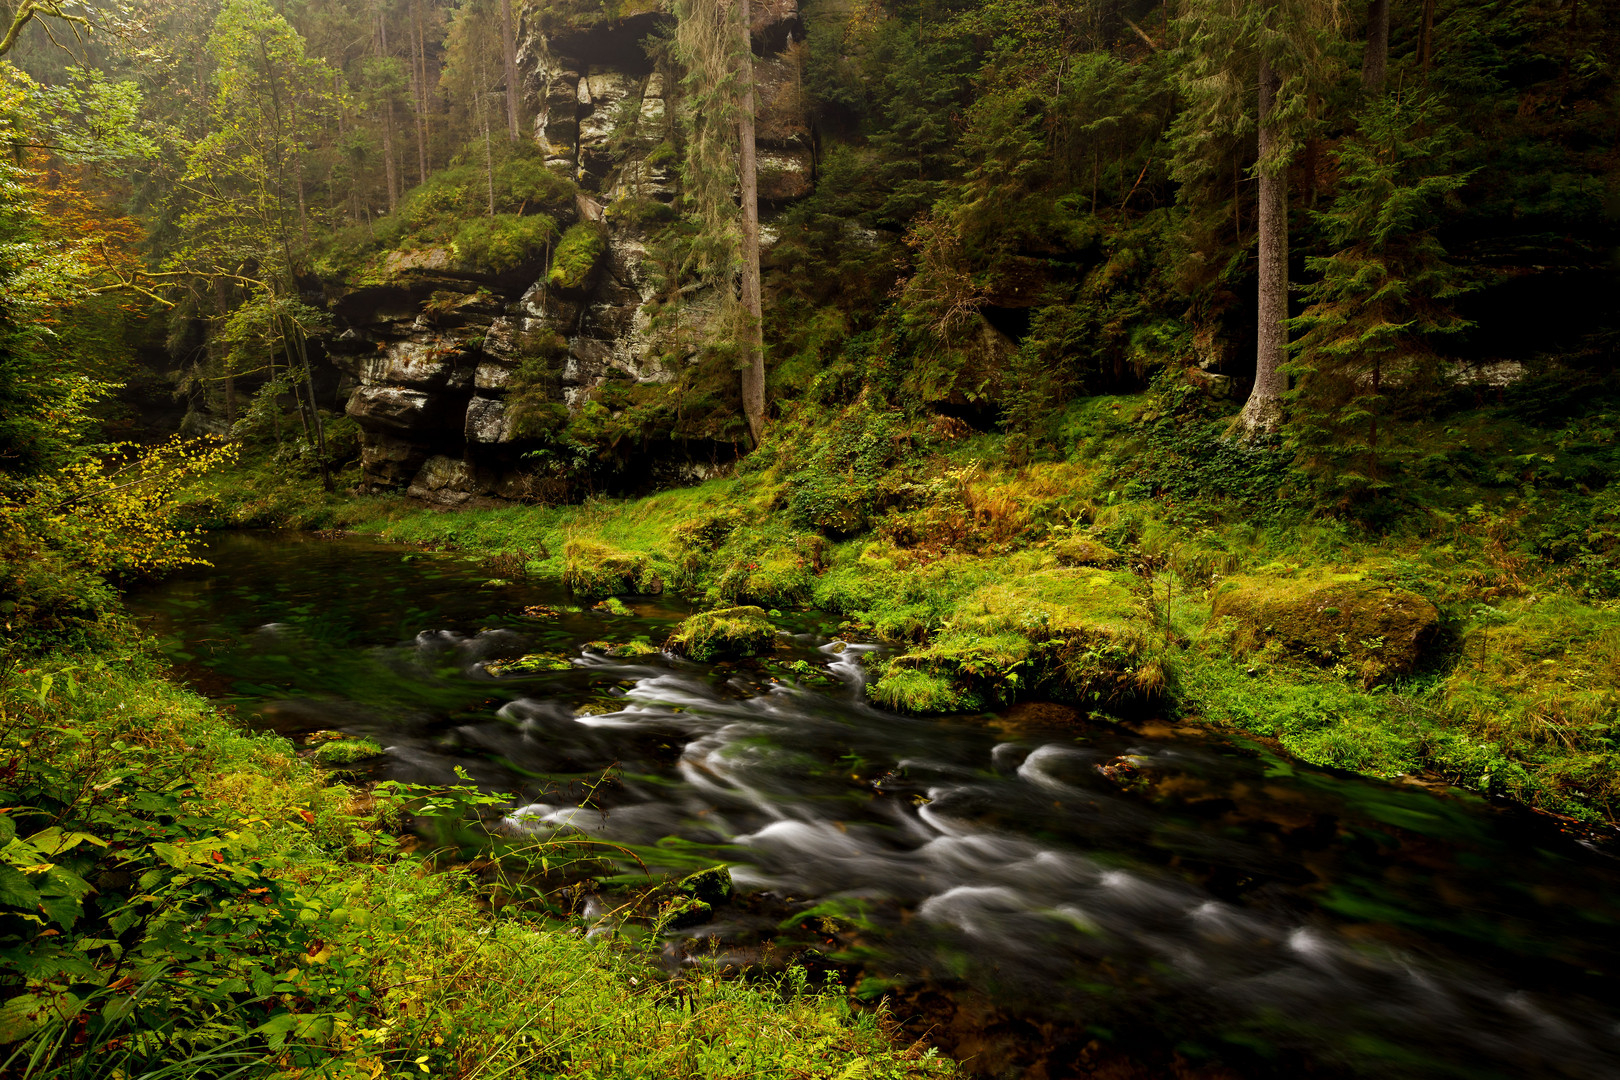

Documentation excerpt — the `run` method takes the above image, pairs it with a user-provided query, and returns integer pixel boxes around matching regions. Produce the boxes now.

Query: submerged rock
[667,606,777,662]
[1208,574,1439,684]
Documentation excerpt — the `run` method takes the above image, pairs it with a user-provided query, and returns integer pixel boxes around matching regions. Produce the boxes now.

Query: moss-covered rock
[869,568,1155,713]
[547,221,605,292]
[667,606,777,661]
[677,864,734,906]
[313,738,386,765]
[587,638,662,658]
[486,652,574,676]
[563,540,662,598]
[1208,573,1439,684]
[1051,536,1121,567]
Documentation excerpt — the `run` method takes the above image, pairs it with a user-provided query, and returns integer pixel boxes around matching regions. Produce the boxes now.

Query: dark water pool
[128,532,1620,1079]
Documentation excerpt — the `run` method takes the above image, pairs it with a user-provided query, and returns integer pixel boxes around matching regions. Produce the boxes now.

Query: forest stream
[128,532,1620,1080]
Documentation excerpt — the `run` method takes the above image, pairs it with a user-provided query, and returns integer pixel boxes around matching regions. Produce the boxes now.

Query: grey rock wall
[337,1,810,504]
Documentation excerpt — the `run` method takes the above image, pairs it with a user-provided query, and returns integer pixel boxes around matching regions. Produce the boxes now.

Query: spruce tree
[1285,93,1474,496]
[1173,0,1344,434]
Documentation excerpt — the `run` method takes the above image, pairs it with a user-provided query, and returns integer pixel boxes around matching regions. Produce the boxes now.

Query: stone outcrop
[328,0,811,503]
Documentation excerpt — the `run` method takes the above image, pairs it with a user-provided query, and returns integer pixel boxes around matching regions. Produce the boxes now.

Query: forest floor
[175,388,1620,828]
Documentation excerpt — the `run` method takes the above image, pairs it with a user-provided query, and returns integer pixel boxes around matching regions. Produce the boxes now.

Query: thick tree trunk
[501,0,521,140]
[1362,0,1389,96]
[737,0,765,445]
[1238,53,1288,433]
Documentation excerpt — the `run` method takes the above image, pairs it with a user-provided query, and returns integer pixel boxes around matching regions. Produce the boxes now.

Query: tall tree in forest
[1363,0,1388,96]
[676,0,765,443]
[442,0,504,210]
[1285,93,1473,494]
[499,0,519,140]
[166,0,338,469]
[1173,0,1343,434]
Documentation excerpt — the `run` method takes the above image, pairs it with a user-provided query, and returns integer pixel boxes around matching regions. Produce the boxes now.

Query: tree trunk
[292,324,333,491]
[480,90,496,215]
[415,5,430,181]
[383,99,399,211]
[501,0,521,140]
[1418,0,1436,74]
[1238,53,1288,433]
[737,0,765,445]
[1362,0,1389,96]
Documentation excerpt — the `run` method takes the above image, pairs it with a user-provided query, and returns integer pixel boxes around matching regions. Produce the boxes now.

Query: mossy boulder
[869,568,1156,713]
[659,865,735,928]
[667,606,777,662]
[562,540,662,599]
[586,639,662,658]
[1208,573,1439,684]
[1052,536,1120,567]
[486,652,574,676]
[313,738,386,765]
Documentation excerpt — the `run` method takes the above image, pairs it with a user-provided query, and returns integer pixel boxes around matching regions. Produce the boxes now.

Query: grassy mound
[668,606,778,661]
[564,539,663,598]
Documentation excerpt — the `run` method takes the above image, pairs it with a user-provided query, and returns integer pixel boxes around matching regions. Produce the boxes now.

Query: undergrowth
[0,650,958,1079]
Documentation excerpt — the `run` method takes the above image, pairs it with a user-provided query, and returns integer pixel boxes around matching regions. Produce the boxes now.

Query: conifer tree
[1285,93,1474,494]
[675,0,766,443]
[1173,0,1343,434]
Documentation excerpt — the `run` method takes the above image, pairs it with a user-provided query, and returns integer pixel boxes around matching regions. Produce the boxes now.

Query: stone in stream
[666,607,778,662]
[659,865,736,929]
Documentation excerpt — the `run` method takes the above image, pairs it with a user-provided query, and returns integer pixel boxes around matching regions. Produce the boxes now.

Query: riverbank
[173,391,1620,826]
[0,646,958,1078]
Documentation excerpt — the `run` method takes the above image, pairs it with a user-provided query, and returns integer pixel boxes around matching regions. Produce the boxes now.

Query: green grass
[0,648,960,1079]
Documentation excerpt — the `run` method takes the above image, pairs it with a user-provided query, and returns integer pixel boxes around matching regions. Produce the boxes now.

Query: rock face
[1208,574,1440,685]
[330,0,811,503]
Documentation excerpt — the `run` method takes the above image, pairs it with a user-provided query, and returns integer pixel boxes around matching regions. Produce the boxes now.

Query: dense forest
[4,0,1620,1076]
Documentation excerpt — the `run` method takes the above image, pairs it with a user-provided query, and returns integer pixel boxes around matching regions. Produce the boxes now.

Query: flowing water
[129,532,1620,1079]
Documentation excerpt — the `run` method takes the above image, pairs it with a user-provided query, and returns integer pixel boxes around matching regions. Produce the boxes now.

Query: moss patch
[1210,572,1439,685]
[548,221,605,292]
[486,652,574,676]
[871,567,1155,712]
[564,539,662,598]
[1052,536,1121,567]
[668,606,778,661]
[312,737,386,765]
